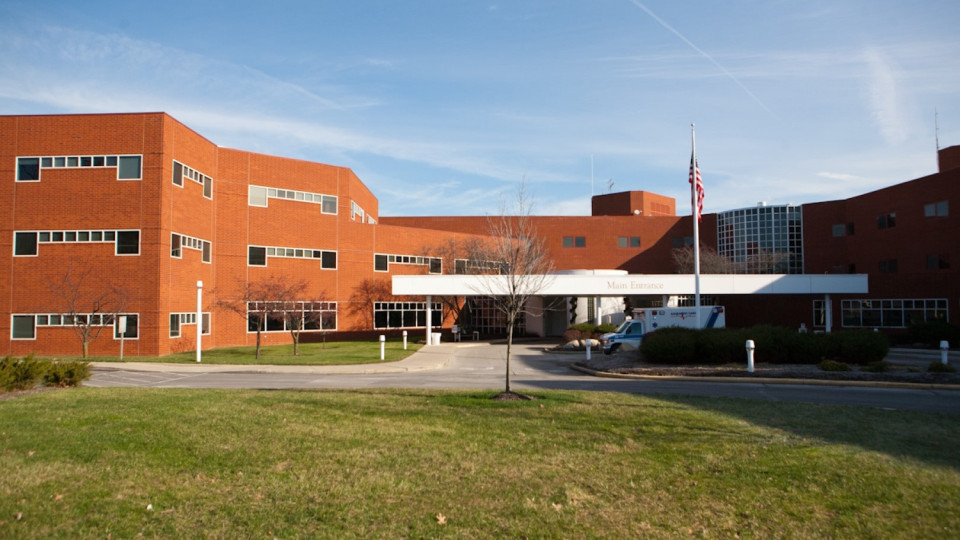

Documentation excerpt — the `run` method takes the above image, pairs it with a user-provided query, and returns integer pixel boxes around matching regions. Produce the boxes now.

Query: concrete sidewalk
[89,341,481,374]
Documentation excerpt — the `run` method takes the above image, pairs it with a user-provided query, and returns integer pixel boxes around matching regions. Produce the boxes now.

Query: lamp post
[196,280,203,363]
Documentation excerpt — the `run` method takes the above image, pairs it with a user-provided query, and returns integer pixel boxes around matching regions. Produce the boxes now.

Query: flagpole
[690,124,702,329]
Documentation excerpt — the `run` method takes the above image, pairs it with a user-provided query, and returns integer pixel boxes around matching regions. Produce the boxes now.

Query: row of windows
[171,233,211,263]
[563,236,586,248]
[248,185,338,214]
[247,302,337,333]
[170,312,211,338]
[374,253,442,273]
[617,236,641,248]
[172,161,213,199]
[16,155,142,182]
[13,230,140,256]
[814,298,949,328]
[11,313,138,340]
[454,259,505,275]
[248,245,336,269]
[351,201,365,222]
[834,200,950,237]
[373,302,442,329]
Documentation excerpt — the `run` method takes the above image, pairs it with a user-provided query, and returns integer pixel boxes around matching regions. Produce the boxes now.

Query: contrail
[628,0,776,118]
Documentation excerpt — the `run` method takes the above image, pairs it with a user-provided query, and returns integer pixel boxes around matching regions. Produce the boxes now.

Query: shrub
[640,327,698,364]
[42,360,91,387]
[833,330,889,365]
[596,323,618,334]
[907,321,960,348]
[862,360,892,373]
[818,359,851,372]
[696,328,745,365]
[0,354,43,391]
[928,361,957,373]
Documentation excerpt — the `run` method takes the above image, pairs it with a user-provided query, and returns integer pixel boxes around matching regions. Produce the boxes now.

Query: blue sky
[2,1,958,217]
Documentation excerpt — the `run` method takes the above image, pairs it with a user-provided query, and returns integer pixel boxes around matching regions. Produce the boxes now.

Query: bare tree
[50,265,128,358]
[671,246,737,274]
[468,182,555,399]
[672,246,792,274]
[281,296,331,356]
[419,236,486,331]
[347,278,393,331]
[219,277,308,360]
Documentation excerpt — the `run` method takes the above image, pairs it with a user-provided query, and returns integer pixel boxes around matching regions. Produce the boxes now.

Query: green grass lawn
[78,339,422,365]
[2,388,959,539]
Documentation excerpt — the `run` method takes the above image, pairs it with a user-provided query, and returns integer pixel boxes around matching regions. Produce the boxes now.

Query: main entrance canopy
[392,273,868,297]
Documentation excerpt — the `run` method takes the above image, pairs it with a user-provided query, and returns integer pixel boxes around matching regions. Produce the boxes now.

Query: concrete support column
[425,295,433,345]
[824,293,832,334]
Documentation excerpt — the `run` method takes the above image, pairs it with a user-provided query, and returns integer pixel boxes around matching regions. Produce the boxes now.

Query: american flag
[689,153,704,222]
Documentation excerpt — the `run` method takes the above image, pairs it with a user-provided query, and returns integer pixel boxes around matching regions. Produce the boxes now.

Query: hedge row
[0,355,91,392]
[640,325,889,365]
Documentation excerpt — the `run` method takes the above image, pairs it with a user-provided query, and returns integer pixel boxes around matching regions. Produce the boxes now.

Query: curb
[569,363,960,391]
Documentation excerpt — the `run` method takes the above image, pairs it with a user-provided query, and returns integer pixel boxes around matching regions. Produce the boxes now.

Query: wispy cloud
[863,47,907,145]
[626,0,775,117]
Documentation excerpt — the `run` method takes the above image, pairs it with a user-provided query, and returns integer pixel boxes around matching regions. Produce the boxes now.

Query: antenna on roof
[607,179,615,193]
[591,154,595,197]
[935,108,941,151]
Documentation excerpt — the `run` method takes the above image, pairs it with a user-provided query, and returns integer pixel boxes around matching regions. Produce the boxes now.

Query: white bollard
[941,340,950,365]
[745,339,755,373]
[403,331,408,350]
[380,335,386,360]
[586,339,592,361]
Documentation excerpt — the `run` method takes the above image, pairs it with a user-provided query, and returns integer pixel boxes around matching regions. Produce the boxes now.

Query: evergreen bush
[0,354,43,391]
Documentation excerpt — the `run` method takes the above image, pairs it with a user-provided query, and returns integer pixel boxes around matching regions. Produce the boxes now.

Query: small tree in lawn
[282,296,329,356]
[220,277,308,360]
[468,182,555,399]
[50,265,128,358]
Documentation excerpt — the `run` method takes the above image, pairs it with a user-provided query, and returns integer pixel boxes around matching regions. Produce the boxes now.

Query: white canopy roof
[392,273,868,296]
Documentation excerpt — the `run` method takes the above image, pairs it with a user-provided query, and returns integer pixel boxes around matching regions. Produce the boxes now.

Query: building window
[16,157,40,182]
[321,251,337,269]
[115,231,140,255]
[373,302,441,329]
[247,302,337,332]
[831,224,845,237]
[249,246,267,266]
[117,156,142,180]
[812,300,826,328]
[13,232,38,256]
[375,253,442,273]
[351,201,366,222]
[841,299,947,328]
[249,245,335,267]
[114,315,139,339]
[563,236,585,248]
[926,254,950,270]
[250,185,338,213]
[877,213,896,229]
[172,233,211,263]
[172,160,212,198]
[172,161,183,186]
[170,312,211,337]
[924,200,949,217]
[11,315,36,339]
[618,236,641,248]
[878,258,898,274]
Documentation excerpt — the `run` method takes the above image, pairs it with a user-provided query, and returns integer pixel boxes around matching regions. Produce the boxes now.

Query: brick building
[2,112,957,356]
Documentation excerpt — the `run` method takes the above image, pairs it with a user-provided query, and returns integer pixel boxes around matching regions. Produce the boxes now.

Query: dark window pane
[248,246,267,266]
[170,314,180,337]
[116,231,140,255]
[80,156,92,167]
[321,251,336,269]
[118,156,141,179]
[574,236,586,248]
[14,232,38,256]
[375,254,388,271]
[12,315,36,339]
[173,161,183,186]
[106,156,117,166]
[429,258,442,274]
[17,158,40,181]
[203,177,212,198]
[93,156,105,166]
[115,315,138,339]
[202,241,211,263]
